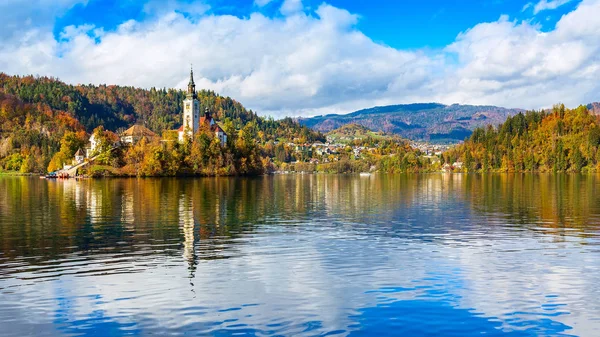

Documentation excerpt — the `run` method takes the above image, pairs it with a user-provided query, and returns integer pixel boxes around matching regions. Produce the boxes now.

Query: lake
[1,174,599,336]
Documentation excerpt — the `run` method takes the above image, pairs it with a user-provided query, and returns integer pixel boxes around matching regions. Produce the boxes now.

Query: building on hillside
[86,130,121,158]
[86,134,99,158]
[74,148,85,164]
[177,68,227,146]
[120,124,159,145]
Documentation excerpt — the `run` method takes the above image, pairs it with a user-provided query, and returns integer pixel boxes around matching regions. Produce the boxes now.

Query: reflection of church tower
[179,194,197,279]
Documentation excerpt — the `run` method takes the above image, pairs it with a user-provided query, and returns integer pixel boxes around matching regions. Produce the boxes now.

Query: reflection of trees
[463,174,600,235]
[0,175,414,264]
[1,174,598,267]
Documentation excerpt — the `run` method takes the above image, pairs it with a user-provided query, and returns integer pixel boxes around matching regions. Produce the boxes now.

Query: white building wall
[183,98,200,137]
[215,131,227,146]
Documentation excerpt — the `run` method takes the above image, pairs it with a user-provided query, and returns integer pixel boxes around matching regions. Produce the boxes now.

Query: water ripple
[1,174,600,336]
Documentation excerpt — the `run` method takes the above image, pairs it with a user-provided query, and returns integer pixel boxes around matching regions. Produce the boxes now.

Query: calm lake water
[1,174,600,336]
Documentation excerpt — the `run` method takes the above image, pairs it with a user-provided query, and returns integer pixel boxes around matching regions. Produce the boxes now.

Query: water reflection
[0,174,599,336]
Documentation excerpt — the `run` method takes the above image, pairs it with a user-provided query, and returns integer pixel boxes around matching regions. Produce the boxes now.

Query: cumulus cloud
[0,0,87,41]
[280,0,303,15]
[0,0,599,117]
[445,0,600,107]
[533,0,575,14]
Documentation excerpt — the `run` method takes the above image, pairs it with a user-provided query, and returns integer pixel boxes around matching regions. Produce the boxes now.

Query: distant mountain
[298,103,525,143]
[587,102,600,115]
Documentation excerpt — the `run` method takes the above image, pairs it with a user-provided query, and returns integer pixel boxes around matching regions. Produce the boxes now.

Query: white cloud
[254,0,275,7]
[143,0,210,19]
[280,0,303,15]
[533,0,575,14]
[444,0,600,107]
[0,0,88,41]
[0,0,600,117]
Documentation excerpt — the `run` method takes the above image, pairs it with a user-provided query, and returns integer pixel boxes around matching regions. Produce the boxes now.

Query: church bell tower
[183,66,200,137]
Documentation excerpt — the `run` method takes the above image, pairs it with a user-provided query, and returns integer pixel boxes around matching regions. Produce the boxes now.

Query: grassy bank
[0,170,37,176]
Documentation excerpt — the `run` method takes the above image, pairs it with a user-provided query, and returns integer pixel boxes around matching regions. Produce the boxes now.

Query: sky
[0,0,598,118]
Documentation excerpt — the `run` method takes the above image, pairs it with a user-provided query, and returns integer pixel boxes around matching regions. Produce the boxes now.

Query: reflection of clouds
[1,220,599,336]
[1,175,600,336]
[448,232,600,336]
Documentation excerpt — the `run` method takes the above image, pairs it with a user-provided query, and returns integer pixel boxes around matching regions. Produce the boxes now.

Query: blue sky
[1,0,598,117]
[54,0,581,48]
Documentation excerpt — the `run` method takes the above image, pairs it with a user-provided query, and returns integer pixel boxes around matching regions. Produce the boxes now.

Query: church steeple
[187,66,196,99]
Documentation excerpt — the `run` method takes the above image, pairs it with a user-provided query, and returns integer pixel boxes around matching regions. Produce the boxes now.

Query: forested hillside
[0,73,320,140]
[443,104,600,172]
[0,90,85,172]
[0,73,323,174]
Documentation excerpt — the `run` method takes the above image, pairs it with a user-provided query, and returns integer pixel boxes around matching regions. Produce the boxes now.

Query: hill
[0,73,322,142]
[0,73,323,174]
[587,102,600,115]
[299,103,524,143]
[443,104,600,172]
[325,123,402,144]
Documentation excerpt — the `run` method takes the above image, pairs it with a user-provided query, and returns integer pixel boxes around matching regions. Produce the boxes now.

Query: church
[177,68,227,146]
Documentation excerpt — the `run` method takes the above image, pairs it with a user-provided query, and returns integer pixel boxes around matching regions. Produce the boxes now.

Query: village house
[353,147,363,158]
[120,124,159,146]
[85,129,121,158]
[74,148,85,164]
[119,124,160,146]
[86,134,99,158]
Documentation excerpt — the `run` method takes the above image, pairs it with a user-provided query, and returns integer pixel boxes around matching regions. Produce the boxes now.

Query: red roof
[176,121,227,135]
[199,116,212,126]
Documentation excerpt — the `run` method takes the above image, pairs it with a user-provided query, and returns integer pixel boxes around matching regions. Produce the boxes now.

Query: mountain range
[298,103,527,143]
[300,102,600,143]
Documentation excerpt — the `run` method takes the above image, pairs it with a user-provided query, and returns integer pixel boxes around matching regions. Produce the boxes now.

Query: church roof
[74,148,84,157]
[199,116,212,126]
[121,124,159,139]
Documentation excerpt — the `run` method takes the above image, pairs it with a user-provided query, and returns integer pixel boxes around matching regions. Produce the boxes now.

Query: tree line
[2,73,600,175]
[444,104,600,172]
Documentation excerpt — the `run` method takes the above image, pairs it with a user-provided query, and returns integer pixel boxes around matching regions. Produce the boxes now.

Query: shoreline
[6,171,599,180]
[0,171,38,176]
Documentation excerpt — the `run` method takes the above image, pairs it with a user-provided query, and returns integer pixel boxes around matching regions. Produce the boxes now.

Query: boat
[359,172,371,177]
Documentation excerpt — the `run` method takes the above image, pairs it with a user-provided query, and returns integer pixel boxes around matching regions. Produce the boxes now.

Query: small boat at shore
[44,172,58,179]
[359,172,371,177]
